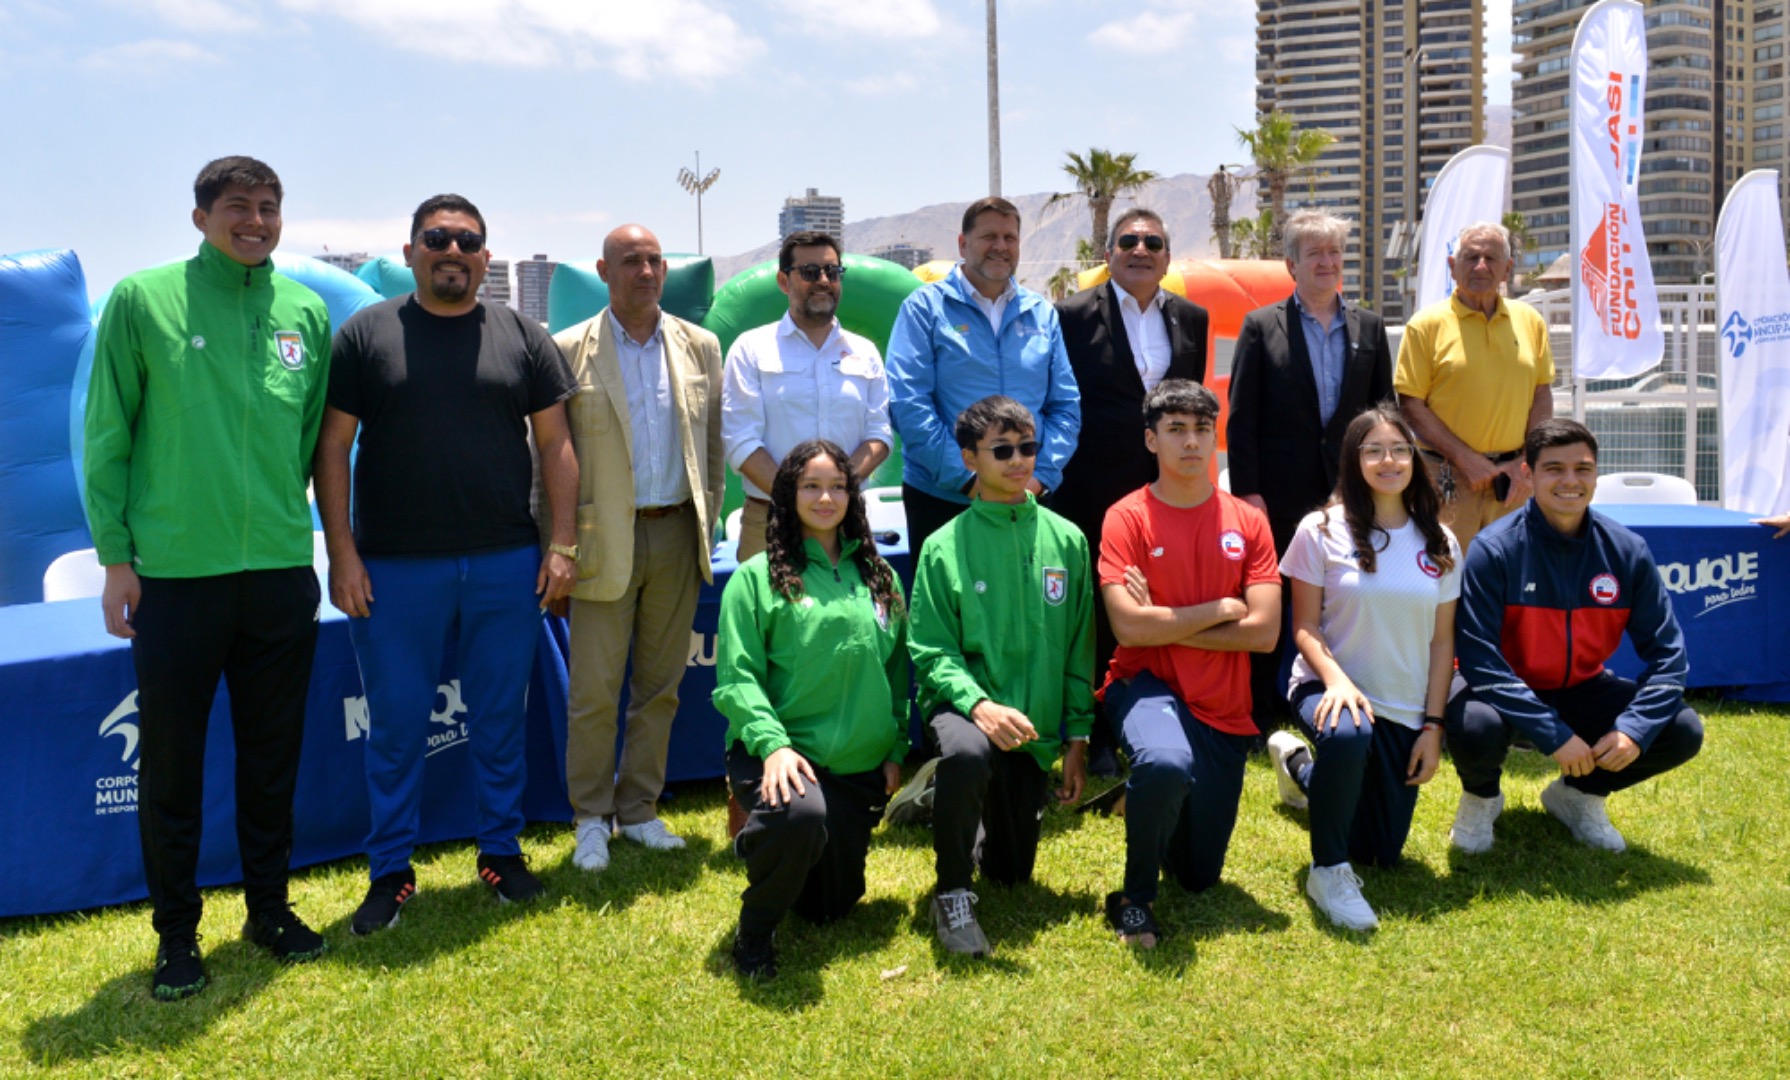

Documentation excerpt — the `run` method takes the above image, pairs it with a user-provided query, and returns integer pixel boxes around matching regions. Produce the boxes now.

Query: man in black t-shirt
[314,194,580,934]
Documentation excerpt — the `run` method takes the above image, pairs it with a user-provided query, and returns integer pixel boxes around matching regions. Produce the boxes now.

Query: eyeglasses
[983,440,1040,461]
[789,263,847,282]
[419,228,485,254]
[1360,443,1415,464]
[1116,234,1166,253]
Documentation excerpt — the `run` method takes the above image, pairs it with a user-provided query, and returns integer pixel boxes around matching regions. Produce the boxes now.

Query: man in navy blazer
[1227,209,1395,725]
[1054,208,1208,770]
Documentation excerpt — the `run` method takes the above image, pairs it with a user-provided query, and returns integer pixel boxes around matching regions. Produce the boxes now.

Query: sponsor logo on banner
[1658,550,1760,615]
[1581,202,1643,341]
[1720,310,1790,360]
[688,631,717,667]
[344,680,471,757]
[1218,530,1246,561]
[1589,573,1621,605]
[1042,567,1067,606]
[94,692,142,816]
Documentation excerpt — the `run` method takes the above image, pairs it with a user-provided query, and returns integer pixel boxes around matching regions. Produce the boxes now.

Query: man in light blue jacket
[886,196,1081,555]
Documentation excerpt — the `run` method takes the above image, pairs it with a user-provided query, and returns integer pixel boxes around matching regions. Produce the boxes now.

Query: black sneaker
[352,869,417,936]
[243,906,328,962]
[732,927,778,979]
[477,853,545,903]
[152,933,207,1002]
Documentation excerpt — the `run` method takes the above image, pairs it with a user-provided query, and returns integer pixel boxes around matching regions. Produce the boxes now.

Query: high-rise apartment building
[869,242,933,270]
[1512,0,1728,285]
[1255,0,1484,318]
[779,188,845,243]
[478,259,512,308]
[315,251,371,274]
[515,254,556,325]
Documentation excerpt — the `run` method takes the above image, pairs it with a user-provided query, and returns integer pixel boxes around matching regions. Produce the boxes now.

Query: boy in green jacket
[908,396,1094,957]
[83,157,332,1001]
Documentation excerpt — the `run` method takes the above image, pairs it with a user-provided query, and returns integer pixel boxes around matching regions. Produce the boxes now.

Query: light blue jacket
[886,267,1081,502]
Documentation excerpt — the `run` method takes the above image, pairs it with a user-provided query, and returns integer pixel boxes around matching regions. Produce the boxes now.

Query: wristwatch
[549,543,579,559]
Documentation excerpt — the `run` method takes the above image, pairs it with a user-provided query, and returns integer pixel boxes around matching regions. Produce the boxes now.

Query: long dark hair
[765,439,905,619]
[1330,406,1455,575]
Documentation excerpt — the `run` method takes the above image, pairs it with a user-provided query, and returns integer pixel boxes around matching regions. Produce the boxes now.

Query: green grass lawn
[3,695,1786,1078]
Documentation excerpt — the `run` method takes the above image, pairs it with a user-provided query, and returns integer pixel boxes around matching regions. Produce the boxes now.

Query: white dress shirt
[969,274,1017,332]
[721,314,892,500]
[1115,285,1172,391]
[610,309,690,508]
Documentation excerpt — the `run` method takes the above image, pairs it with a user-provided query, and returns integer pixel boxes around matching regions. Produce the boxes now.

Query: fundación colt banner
[1569,0,1664,379]
[1417,145,1511,312]
[1715,169,1790,514]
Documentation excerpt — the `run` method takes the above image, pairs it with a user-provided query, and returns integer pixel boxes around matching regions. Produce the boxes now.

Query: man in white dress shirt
[721,230,892,561]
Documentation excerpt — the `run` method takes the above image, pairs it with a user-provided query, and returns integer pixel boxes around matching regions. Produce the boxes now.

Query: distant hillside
[715,172,1258,290]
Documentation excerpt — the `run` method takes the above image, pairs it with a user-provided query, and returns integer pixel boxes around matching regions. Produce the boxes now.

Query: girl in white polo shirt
[1268,406,1461,931]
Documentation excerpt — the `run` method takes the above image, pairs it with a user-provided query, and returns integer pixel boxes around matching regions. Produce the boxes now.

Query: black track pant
[131,568,320,938]
[927,707,1051,893]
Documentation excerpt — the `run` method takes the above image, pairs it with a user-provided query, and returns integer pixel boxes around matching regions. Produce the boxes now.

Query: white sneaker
[883,757,939,825]
[1449,791,1504,854]
[1540,778,1626,852]
[1306,862,1378,931]
[573,818,611,871]
[1267,731,1310,810]
[618,818,686,850]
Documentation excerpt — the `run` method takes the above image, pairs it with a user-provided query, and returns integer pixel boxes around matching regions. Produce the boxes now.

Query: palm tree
[1046,266,1078,301]
[1047,148,1159,254]
[1503,210,1538,290]
[1231,209,1276,260]
[1208,165,1242,258]
[1074,237,1101,269]
[1236,112,1335,255]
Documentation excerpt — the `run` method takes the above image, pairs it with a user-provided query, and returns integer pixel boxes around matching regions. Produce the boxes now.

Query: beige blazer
[553,308,724,602]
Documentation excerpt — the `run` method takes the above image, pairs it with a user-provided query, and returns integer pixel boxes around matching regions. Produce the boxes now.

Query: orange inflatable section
[1077,259,1295,451]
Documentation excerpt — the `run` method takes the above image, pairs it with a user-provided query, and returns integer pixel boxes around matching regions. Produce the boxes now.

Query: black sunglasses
[984,440,1041,461]
[419,227,485,254]
[790,262,847,282]
[1116,234,1166,253]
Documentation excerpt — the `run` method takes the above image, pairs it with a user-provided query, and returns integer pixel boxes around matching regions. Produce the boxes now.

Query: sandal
[1104,890,1161,948]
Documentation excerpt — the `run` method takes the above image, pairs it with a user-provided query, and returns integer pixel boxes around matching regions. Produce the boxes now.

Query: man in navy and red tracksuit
[1445,419,1704,855]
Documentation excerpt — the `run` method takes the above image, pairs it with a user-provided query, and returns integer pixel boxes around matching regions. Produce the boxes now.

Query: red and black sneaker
[351,868,416,936]
[477,853,545,904]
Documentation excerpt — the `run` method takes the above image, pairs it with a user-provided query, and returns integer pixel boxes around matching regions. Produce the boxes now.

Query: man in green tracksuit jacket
[82,157,332,1002]
[908,396,1094,957]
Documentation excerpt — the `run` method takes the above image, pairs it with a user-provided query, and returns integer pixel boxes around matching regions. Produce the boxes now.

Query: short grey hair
[1455,221,1511,260]
[1283,210,1351,262]
[1108,207,1170,252]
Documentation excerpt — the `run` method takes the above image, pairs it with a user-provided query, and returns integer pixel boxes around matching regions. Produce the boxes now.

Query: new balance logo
[1524,583,1538,592]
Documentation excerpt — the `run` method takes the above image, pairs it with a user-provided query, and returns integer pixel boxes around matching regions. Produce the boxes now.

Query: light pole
[987,0,1001,197]
[677,151,721,254]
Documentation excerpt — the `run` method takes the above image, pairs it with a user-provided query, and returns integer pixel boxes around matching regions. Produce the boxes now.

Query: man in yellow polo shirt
[1395,221,1555,550]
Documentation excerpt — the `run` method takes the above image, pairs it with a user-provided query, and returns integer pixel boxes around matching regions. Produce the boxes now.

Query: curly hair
[764,439,905,621]
[1330,406,1455,575]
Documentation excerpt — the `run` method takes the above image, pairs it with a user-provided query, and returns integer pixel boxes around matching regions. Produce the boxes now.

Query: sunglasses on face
[419,228,485,254]
[983,440,1041,461]
[789,263,847,282]
[1360,443,1415,464]
[1116,234,1166,253]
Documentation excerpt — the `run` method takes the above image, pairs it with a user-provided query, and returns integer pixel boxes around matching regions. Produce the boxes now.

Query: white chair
[861,486,908,538]
[724,507,744,542]
[1218,468,1232,494]
[42,548,107,602]
[1594,472,1699,506]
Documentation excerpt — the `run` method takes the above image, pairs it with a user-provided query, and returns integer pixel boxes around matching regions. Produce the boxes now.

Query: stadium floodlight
[676,152,722,254]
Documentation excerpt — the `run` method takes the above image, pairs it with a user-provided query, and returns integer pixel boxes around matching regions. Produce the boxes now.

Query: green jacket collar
[967,492,1037,523]
[196,240,275,289]
[802,534,862,566]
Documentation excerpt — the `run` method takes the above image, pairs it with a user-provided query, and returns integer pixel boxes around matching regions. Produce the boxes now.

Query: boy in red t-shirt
[1098,379,1281,947]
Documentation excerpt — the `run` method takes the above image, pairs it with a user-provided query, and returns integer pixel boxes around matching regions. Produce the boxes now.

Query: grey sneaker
[573,818,611,871]
[1449,791,1504,854]
[618,819,686,850]
[931,889,990,957]
[884,757,939,825]
[1540,778,1626,852]
[1306,862,1378,931]
[1267,731,1310,810]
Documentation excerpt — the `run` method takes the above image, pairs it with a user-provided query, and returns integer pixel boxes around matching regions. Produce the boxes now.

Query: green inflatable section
[354,255,416,300]
[701,253,923,520]
[546,255,715,333]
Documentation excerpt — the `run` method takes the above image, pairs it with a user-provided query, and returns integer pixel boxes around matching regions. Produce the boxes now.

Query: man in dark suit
[1227,209,1395,728]
[1055,207,1208,773]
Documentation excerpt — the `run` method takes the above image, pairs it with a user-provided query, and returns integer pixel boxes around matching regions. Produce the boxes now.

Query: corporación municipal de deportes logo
[1721,309,1790,360]
[95,691,141,816]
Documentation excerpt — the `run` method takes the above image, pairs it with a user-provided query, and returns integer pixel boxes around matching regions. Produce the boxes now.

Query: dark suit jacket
[1053,282,1208,546]
[1226,294,1394,553]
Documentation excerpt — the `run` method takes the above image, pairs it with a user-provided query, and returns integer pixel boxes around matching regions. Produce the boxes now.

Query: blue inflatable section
[273,252,385,332]
[355,255,415,300]
[0,250,96,605]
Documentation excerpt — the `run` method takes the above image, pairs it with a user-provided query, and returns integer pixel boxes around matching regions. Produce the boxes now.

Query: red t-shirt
[1098,485,1280,734]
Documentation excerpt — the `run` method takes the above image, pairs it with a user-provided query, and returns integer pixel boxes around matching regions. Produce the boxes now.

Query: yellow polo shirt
[1394,293,1554,455]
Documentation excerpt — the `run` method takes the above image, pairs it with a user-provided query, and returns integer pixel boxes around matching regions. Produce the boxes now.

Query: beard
[801,291,838,320]
[427,264,473,304]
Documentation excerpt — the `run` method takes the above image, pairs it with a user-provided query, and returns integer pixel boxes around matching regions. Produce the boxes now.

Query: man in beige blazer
[554,224,724,872]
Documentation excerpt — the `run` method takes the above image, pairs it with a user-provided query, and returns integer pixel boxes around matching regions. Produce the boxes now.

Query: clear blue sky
[2,0,1513,296]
